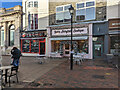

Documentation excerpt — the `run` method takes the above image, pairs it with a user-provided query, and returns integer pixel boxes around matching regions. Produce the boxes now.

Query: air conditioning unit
[77,15,85,20]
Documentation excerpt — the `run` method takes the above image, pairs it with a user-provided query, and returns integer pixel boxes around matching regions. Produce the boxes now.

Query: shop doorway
[63,44,70,56]
[93,42,103,58]
[60,41,78,56]
[39,39,45,55]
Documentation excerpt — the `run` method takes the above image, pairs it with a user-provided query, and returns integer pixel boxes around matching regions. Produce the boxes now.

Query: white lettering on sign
[112,23,120,26]
[52,28,88,36]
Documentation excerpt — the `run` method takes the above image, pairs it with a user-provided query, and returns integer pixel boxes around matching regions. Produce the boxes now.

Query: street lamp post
[69,5,74,70]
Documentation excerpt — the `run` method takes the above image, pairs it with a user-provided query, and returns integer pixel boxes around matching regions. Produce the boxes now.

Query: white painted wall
[22,0,49,30]
[47,28,51,57]
[88,24,93,59]
[107,0,120,20]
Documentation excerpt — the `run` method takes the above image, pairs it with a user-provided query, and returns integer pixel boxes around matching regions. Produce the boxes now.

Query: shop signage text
[109,18,120,30]
[21,31,46,38]
[52,28,88,36]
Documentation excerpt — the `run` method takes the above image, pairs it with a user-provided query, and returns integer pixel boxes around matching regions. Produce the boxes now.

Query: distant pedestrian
[11,47,22,71]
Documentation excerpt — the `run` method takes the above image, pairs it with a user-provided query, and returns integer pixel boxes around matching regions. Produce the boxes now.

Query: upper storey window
[56,4,71,23]
[0,27,4,46]
[34,1,38,7]
[76,1,95,21]
[28,1,38,7]
[9,25,15,46]
[28,1,33,7]
[28,14,38,30]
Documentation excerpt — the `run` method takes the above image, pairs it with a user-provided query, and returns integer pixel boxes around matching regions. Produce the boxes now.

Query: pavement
[1,56,119,88]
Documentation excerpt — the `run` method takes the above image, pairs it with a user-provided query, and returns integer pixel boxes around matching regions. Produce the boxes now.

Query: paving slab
[1,56,66,88]
[1,56,119,88]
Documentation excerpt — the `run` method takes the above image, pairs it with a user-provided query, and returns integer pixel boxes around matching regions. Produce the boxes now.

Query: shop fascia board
[21,29,47,32]
[109,30,120,34]
[50,36,88,40]
[48,20,108,28]
[21,37,46,39]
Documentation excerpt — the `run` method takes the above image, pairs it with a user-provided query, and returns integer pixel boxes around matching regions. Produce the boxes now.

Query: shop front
[93,21,109,58]
[48,24,93,59]
[109,18,120,54]
[20,30,47,56]
[93,36,104,58]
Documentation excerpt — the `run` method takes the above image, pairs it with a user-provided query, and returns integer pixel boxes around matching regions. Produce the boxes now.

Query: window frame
[28,14,38,30]
[34,1,38,7]
[76,0,96,21]
[1,27,4,46]
[28,1,33,7]
[28,1,38,7]
[56,4,71,23]
[9,25,15,46]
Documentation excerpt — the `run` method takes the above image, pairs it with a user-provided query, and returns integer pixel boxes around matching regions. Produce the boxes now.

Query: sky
[0,0,22,8]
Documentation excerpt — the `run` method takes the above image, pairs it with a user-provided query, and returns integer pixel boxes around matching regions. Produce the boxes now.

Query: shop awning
[50,36,88,40]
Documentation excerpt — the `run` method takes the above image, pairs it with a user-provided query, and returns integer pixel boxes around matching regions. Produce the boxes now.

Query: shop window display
[21,39,45,54]
[78,40,88,54]
[22,40,30,52]
[31,40,39,53]
[51,41,60,53]
[110,35,120,54]
[51,40,88,54]
[82,40,88,54]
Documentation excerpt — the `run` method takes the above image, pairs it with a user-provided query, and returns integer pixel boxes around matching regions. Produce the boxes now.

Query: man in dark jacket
[11,47,22,69]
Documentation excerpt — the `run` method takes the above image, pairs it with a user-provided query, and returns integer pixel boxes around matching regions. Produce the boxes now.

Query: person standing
[11,47,22,71]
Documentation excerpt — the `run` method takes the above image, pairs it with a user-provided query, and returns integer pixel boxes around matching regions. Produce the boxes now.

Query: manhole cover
[92,75,105,79]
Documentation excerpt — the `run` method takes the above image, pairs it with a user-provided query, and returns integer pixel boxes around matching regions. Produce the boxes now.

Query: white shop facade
[47,23,93,59]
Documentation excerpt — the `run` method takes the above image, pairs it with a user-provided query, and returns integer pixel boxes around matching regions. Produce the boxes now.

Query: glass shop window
[110,35,120,54]
[31,40,39,53]
[77,40,88,54]
[22,40,30,52]
[51,41,60,53]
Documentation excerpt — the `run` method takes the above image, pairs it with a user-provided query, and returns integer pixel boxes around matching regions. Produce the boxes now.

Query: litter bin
[106,54,114,63]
